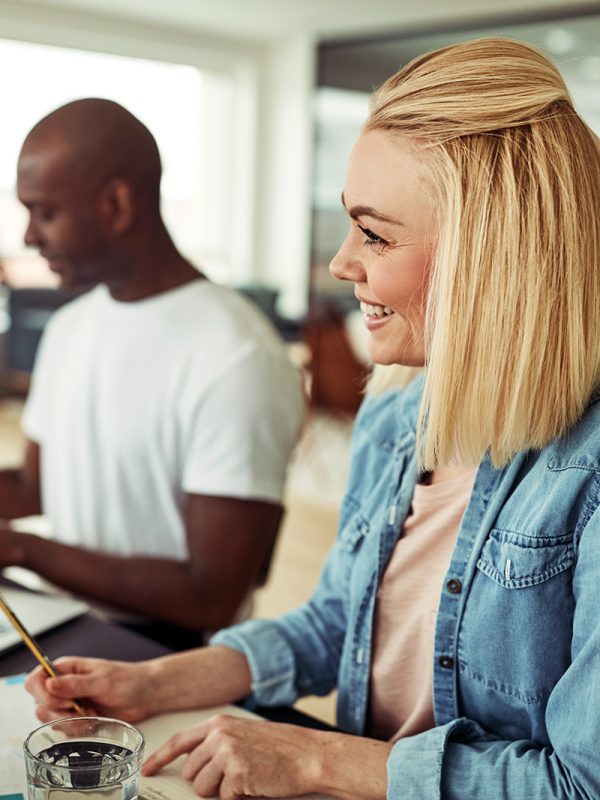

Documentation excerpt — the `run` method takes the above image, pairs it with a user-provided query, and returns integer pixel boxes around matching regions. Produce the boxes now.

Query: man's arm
[0,493,282,631]
[0,439,42,518]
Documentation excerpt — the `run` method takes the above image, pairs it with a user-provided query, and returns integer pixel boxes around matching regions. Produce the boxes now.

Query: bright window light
[0,38,235,284]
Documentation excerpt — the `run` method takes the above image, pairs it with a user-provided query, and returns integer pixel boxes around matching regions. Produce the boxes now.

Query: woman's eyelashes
[358,223,388,248]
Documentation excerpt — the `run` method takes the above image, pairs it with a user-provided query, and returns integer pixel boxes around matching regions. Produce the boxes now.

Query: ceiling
[21,0,600,43]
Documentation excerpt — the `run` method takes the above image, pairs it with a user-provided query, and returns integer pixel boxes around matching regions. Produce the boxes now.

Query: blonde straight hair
[365,37,600,470]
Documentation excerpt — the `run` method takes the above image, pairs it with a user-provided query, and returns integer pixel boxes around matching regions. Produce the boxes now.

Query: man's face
[17,143,115,291]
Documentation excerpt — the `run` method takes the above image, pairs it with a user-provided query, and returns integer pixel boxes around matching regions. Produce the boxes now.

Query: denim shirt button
[439,655,455,669]
[446,578,462,594]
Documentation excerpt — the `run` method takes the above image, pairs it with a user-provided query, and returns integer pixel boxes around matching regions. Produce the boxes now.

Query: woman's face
[330,129,436,366]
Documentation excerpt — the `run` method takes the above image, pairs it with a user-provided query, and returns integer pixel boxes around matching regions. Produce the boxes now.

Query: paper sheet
[0,673,37,800]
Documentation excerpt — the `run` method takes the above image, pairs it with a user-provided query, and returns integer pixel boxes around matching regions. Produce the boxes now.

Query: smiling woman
[330,131,436,367]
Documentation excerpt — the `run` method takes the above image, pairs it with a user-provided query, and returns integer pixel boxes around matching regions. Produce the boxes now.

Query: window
[0,38,237,286]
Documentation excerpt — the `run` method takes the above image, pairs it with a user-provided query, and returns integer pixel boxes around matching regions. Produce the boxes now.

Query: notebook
[0,586,87,655]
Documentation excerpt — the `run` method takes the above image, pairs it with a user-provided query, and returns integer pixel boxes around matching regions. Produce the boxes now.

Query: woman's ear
[98,177,135,235]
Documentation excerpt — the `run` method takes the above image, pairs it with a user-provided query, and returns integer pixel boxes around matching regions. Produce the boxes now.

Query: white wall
[254,35,315,317]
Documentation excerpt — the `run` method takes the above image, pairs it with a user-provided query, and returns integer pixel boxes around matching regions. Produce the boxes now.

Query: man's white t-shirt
[22,280,304,560]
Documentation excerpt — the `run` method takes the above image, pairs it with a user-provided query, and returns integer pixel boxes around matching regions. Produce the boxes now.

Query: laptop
[0,586,87,655]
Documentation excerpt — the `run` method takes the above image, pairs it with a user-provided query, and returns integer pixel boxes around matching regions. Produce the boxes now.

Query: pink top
[368,468,476,741]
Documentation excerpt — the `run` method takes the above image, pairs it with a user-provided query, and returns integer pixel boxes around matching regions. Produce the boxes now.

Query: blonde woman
[26,38,600,799]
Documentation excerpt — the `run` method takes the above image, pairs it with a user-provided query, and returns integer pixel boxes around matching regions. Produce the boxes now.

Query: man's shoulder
[155,282,299,390]
[159,282,271,330]
[180,282,288,357]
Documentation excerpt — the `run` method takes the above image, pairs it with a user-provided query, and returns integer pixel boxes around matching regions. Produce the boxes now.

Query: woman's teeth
[360,301,394,318]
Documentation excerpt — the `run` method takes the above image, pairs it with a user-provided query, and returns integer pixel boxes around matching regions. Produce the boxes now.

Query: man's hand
[143,714,392,800]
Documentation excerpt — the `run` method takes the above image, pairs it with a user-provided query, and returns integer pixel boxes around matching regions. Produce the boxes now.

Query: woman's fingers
[143,723,208,776]
[45,671,100,699]
[191,757,225,799]
[181,737,213,782]
[26,657,147,723]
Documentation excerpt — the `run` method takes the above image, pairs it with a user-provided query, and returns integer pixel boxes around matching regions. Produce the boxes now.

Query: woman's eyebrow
[341,191,404,226]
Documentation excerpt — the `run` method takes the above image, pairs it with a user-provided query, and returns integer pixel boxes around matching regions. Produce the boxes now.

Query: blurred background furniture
[301,302,367,415]
[5,288,73,375]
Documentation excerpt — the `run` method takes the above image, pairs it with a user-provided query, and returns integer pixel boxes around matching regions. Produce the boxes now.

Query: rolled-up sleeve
[210,619,299,707]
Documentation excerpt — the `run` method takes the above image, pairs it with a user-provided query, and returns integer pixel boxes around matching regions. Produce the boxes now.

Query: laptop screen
[0,587,87,655]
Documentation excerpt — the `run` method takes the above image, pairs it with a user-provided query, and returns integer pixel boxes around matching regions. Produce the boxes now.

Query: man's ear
[98,177,135,235]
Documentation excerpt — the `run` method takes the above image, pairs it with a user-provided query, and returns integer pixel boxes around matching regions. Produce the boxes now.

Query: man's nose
[329,236,365,284]
[23,218,41,248]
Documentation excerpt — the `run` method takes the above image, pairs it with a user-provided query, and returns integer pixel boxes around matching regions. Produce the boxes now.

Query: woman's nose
[329,237,365,284]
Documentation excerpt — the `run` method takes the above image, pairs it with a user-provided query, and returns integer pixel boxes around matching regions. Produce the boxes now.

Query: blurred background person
[0,98,304,648]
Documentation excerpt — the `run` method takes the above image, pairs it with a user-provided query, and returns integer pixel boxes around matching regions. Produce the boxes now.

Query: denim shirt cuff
[387,719,474,800]
[209,619,298,708]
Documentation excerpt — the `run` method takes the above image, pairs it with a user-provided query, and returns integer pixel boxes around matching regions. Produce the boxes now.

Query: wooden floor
[0,398,351,725]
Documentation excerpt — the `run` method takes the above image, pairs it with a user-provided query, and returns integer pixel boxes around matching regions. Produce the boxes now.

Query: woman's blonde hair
[365,37,600,470]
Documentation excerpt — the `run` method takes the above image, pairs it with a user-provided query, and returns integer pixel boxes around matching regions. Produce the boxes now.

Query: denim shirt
[212,375,600,799]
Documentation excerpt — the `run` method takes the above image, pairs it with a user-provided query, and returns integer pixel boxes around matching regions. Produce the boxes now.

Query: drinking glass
[23,716,144,799]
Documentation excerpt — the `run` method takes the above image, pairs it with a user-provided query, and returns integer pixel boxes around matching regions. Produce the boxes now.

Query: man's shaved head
[16,99,166,292]
[21,98,162,205]
[17,98,195,301]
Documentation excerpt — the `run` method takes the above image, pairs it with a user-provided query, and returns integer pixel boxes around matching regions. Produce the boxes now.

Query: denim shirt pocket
[476,528,574,588]
[458,526,575,739]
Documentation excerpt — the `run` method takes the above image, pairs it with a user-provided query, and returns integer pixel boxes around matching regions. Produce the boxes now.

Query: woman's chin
[368,345,425,368]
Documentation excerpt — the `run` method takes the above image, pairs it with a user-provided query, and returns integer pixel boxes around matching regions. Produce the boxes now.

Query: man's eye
[358,224,387,247]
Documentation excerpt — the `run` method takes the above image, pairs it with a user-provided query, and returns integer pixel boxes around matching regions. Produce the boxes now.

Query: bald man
[0,99,304,646]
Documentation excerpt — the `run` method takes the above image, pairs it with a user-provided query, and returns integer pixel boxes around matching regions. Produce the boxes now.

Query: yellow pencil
[0,590,84,715]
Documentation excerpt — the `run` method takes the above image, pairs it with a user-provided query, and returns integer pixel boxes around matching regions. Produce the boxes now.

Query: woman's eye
[358,224,387,247]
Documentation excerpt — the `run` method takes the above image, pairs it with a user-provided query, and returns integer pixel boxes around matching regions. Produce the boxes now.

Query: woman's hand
[143,714,392,800]
[25,646,253,724]
[24,656,155,723]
